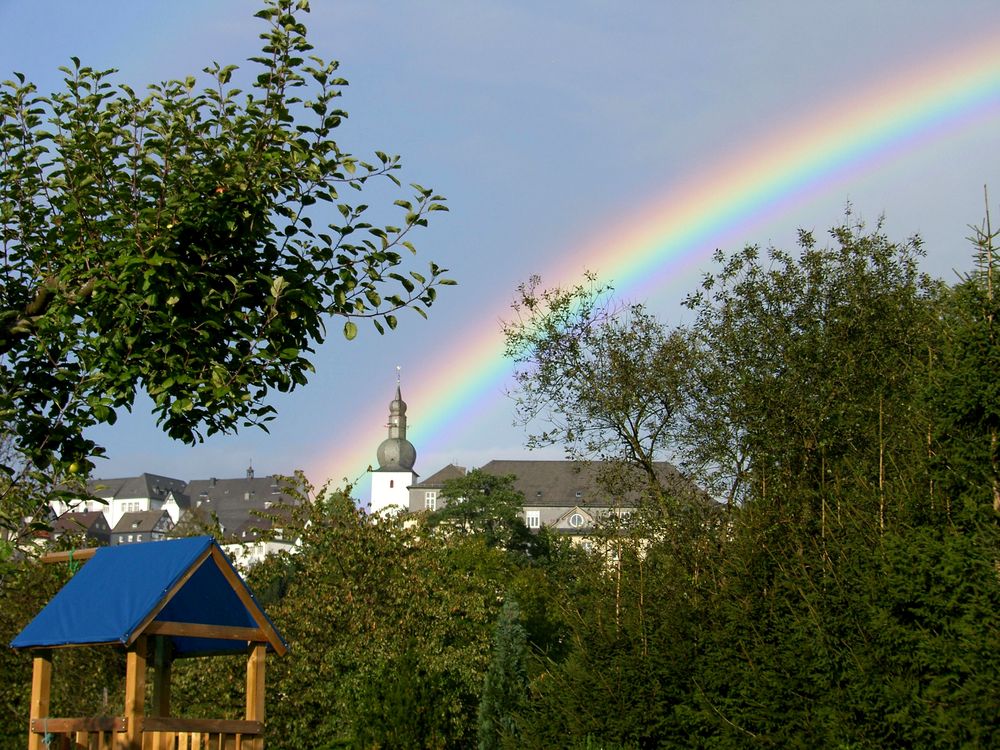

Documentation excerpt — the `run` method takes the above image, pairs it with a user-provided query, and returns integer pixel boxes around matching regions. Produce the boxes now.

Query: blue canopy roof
[11,536,286,657]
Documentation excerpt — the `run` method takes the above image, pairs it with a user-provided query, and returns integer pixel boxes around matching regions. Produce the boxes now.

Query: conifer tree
[477,598,529,750]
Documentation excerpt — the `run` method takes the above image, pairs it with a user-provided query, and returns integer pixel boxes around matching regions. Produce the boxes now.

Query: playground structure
[11,536,286,750]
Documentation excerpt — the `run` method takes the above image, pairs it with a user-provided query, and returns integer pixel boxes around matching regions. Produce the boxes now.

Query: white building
[368,384,418,514]
[49,473,189,529]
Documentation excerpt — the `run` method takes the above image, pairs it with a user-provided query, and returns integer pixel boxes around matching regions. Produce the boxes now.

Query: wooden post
[152,636,173,750]
[124,636,147,750]
[245,643,267,750]
[151,636,172,717]
[27,651,52,750]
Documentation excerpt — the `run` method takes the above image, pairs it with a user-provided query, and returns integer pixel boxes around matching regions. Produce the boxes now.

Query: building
[369,386,696,543]
[50,473,189,529]
[110,509,174,546]
[180,468,298,540]
[50,511,112,546]
[369,383,418,514]
[407,460,667,544]
[46,468,297,554]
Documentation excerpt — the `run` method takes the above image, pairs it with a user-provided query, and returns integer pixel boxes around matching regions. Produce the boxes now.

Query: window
[568,513,585,529]
[389,480,394,488]
[127,534,133,543]
[525,510,541,529]
[136,534,142,542]
[425,491,438,511]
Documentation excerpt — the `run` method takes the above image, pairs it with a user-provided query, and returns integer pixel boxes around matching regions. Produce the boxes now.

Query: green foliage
[925,215,1000,519]
[257,486,508,749]
[683,214,942,510]
[477,598,529,750]
[0,0,451,503]
[504,273,695,492]
[427,469,534,552]
[500,211,998,749]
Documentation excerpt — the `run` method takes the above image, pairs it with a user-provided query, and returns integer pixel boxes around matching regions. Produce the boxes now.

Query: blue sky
[2,1,999,496]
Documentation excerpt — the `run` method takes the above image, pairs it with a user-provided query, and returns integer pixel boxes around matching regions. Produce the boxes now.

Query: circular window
[569,513,585,529]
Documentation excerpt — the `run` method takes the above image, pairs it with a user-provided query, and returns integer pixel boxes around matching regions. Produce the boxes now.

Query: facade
[50,473,189,529]
[366,385,696,543]
[407,460,654,543]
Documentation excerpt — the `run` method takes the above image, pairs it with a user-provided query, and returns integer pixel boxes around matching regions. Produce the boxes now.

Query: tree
[477,598,529,750]
[0,0,452,497]
[683,214,942,514]
[926,206,1000,520]
[426,469,533,551]
[503,273,695,497]
[253,483,508,749]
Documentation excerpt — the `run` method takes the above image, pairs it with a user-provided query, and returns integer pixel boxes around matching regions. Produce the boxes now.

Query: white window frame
[568,512,585,529]
[425,491,438,511]
[525,510,541,529]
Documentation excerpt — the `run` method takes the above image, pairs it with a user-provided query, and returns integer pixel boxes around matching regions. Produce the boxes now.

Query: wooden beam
[39,548,98,564]
[142,718,262,735]
[30,717,126,733]
[124,636,147,750]
[245,643,267,750]
[210,545,288,656]
[145,621,267,642]
[27,651,51,750]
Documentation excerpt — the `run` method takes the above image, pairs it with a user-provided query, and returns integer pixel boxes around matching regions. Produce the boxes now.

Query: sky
[2,1,999,502]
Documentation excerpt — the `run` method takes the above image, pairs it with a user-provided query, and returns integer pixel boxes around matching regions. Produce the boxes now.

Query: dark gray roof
[184,476,297,535]
[112,510,172,535]
[87,473,187,501]
[52,511,110,537]
[476,460,687,509]
[411,464,467,489]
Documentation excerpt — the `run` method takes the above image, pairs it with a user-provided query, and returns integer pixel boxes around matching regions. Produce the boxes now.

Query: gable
[552,506,595,533]
[11,536,285,657]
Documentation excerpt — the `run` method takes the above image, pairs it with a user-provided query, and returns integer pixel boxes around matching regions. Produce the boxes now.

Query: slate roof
[87,473,187,502]
[184,476,297,536]
[410,463,467,489]
[52,511,111,542]
[474,460,682,508]
[11,536,286,657]
[112,510,172,535]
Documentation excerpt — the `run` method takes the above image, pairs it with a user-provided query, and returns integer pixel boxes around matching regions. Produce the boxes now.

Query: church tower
[369,381,417,514]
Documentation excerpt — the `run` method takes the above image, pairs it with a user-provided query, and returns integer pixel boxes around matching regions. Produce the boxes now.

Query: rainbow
[312,30,1000,491]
